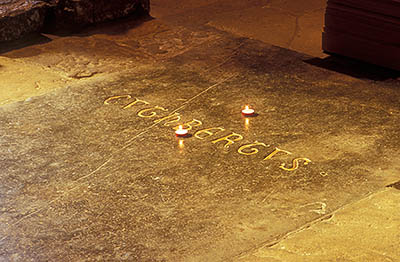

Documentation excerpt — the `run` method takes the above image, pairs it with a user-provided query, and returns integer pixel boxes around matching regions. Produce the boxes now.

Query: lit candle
[175,125,188,137]
[242,105,255,116]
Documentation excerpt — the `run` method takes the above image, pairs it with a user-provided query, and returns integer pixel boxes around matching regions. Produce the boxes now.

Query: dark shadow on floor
[0,33,52,55]
[0,11,152,55]
[305,54,400,81]
[81,14,154,37]
[42,8,153,38]
[387,181,400,190]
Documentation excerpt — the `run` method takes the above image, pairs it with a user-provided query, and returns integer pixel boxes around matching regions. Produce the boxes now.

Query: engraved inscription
[173,119,203,131]
[154,113,181,126]
[123,97,150,109]
[194,127,225,140]
[280,158,312,171]
[264,147,292,161]
[138,106,168,118]
[104,95,132,105]
[238,141,268,156]
[104,95,312,172]
[212,132,244,148]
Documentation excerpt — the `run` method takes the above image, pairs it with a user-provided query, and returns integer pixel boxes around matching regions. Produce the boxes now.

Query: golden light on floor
[178,139,184,149]
[244,117,250,130]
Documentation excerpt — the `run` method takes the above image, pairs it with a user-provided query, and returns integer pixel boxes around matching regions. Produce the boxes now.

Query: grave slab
[0,22,400,261]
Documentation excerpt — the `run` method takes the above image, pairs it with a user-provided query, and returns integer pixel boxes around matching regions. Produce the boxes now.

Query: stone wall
[323,0,400,71]
[0,0,150,42]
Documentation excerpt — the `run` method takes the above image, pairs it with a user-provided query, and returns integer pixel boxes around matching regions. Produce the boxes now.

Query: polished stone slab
[0,24,399,261]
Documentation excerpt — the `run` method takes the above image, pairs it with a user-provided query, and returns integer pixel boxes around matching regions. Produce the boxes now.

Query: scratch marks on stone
[0,157,114,243]
[261,189,276,203]
[234,212,335,260]
[234,188,392,260]
[0,73,236,243]
[204,43,245,73]
[169,73,237,114]
[351,249,396,262]
[300,201,327,215]
[287,16,300,48]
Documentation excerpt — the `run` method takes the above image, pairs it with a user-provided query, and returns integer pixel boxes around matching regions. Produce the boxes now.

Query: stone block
[323,0,400,71]
[0,0,48,42]
[44,0,150,30]
[0,0,150,42]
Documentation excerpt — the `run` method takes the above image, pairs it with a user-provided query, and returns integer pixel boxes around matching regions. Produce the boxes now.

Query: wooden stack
[322,0,400,71]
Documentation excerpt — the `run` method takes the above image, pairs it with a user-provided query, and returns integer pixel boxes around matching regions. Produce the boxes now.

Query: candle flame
[178,125,183,130]
[245,105,249,110]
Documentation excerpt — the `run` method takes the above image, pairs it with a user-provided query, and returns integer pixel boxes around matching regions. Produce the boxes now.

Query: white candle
[175,125,188,137]
[242,105,255,116]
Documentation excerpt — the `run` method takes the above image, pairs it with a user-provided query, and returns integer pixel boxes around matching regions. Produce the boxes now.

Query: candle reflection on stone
[245,118,250,130]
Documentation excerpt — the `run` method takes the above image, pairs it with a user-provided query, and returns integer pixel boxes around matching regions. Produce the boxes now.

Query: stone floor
[0,1,399,261]
[151,0,328,58]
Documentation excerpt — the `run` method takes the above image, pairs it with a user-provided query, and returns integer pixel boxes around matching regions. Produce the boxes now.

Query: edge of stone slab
[234,186,398,261]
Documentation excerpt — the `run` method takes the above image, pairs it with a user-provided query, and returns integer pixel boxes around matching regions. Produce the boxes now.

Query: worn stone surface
[0,17,400,261]
[0,56,69,106]
[239,188,400,262]
[151,0,327,57]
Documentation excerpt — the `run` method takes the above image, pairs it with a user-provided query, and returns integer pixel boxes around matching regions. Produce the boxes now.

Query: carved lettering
[212,132,244,148]
[238,141,268,156]
[154,113,181,126]
[280,158,312,171]
[137,106,168,118]
[173,119,203,131]
[194,127,226,140]
[123,97,150,109]
[104,95,132,105]
[264,147,292,160]
[104,94,314,173]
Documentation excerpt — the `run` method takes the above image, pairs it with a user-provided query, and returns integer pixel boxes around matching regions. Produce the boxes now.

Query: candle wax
[242,105,255,115]
[175,125,188,136]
